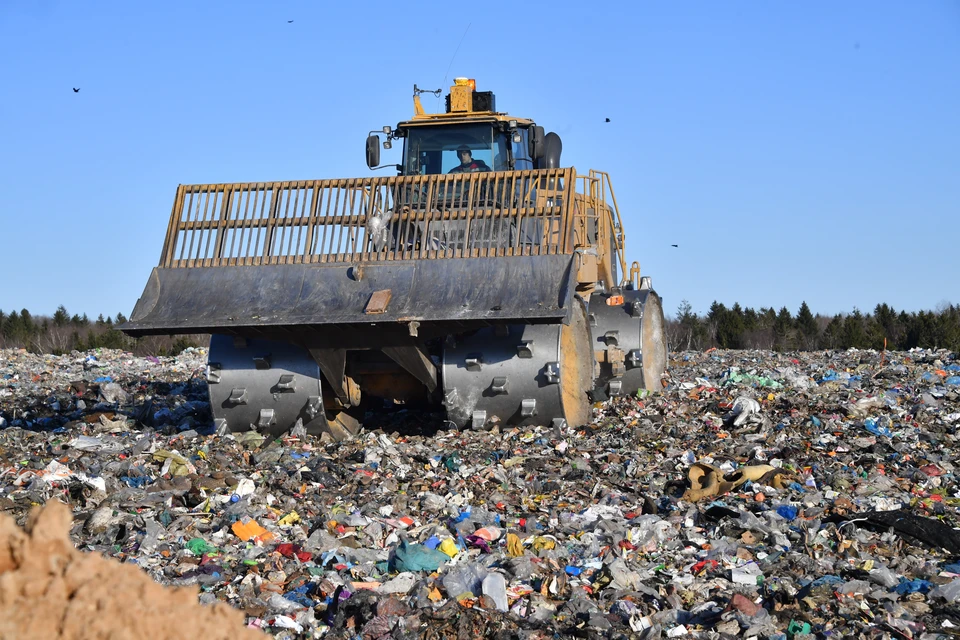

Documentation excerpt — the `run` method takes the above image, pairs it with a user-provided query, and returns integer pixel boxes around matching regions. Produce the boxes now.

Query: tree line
[668,300,960,352]
[0,306,203,356]
[2,301,958,356]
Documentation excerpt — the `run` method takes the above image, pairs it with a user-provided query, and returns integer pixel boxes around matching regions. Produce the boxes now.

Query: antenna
[438,22,471,110]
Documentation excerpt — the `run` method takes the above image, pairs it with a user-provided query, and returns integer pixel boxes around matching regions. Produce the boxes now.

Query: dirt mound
[0,501,263,640]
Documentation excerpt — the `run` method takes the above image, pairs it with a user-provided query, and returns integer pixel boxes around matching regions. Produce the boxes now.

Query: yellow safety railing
[160,168,578,267]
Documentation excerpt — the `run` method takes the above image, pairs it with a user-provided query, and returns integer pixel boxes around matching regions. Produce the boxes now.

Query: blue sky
[1,1,957,321]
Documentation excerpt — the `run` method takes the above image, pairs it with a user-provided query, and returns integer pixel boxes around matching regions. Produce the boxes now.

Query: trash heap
[1,345,960,639]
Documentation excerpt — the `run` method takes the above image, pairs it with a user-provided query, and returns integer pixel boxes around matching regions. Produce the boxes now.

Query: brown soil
[0,501,264,640]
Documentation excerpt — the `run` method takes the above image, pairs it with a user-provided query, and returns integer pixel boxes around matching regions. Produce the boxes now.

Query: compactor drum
[122,78,667,439]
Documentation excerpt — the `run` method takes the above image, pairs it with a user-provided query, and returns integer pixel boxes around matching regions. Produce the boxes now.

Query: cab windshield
[402,124,512,176]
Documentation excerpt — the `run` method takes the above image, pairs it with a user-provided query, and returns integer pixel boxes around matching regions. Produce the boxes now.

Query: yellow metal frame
[158,167,627,292]
[161,169,575,267]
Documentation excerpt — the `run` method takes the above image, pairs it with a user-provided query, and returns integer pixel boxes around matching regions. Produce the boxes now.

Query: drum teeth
[630,300,644,318]
[472,410,488,428]
[228,387,248,405]
[465,354,483,371]
[491,376,509,395]
[627,349,642,369]
[608,379,623,396]
[256,408,276,431]
[206,363,222,384]
[444,388,459,405]
[521,399,537,417]
[253,355,272,370]
[304,396,322,419]
[213,418,228,434]
[603,330,620,346]
[544,362,560,384]
[517,341,534,358]
[276,374,296,391]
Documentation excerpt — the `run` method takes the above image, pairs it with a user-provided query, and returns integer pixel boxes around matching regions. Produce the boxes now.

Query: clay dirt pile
[0,500,263,639]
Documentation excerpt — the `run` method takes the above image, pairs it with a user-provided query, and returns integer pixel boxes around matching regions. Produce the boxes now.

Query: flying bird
[671,244,678,248]
[72,88,80,93]
[287,20,294,23]
[604,117,610,123]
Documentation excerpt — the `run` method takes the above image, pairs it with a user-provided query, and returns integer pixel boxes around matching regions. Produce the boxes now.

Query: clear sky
[1,1,957,320]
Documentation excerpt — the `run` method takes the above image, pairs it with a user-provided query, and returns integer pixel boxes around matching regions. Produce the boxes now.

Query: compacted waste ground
[1,346,959,639]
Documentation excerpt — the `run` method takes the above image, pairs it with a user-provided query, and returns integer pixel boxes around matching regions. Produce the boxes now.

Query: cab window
[403,124,496,176]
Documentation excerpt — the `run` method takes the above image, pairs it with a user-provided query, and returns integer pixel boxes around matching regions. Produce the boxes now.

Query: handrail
[159,169,577,267]
[589,169,628,286]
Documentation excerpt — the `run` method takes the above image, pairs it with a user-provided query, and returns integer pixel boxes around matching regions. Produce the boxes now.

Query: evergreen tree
[3,312,23,341]
[115,312,127,324]
[80,313,90,326]
[796,301,819,349]
[19,309,34,336]
[53,305,69,327]
[773,307,794,350]
[759,307,777,329]
[843,309,867,348]
[823,315,843,349]
[716,306,744,349]
[707,301,726,323]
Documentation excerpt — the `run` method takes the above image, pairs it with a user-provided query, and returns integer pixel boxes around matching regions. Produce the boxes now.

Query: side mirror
[365,134,380,169]
[540,132,562,169]
[528,126,545,159]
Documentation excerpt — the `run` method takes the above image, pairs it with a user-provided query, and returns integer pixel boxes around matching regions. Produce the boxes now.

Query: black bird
[287,20,294,23]
[671,244,678,248]
[604,117,610,123]
[72,88,80,93]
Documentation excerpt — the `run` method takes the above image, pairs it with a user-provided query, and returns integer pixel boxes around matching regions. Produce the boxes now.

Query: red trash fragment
[275,543,312,562]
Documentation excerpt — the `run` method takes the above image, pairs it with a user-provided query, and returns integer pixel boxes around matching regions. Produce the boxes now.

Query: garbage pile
[1,346,960,639]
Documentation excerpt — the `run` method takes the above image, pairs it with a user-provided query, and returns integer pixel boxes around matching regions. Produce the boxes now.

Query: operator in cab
[448,144,491,174]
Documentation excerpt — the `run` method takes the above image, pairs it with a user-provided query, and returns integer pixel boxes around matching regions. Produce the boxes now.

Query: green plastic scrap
[185,538,218,555]
[723,367,783,389]
[391,539,450,573]
[443,454,461,472]
[787,620,812,637]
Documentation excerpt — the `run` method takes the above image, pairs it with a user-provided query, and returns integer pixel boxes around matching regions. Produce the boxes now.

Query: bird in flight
[604,118,610,123]
[72,88,80,93]
[287,20,294,23]
[671,244,678,248]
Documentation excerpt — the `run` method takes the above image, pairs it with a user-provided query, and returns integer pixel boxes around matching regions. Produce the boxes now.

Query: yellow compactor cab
[122,79,667,439]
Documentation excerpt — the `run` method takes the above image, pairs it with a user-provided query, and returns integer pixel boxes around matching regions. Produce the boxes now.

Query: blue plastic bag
[864,418,892,438]
[776,505,798,521]
[894,578,932,595]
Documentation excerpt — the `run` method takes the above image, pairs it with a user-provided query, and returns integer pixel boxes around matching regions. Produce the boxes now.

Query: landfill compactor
[122,78,667,440]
